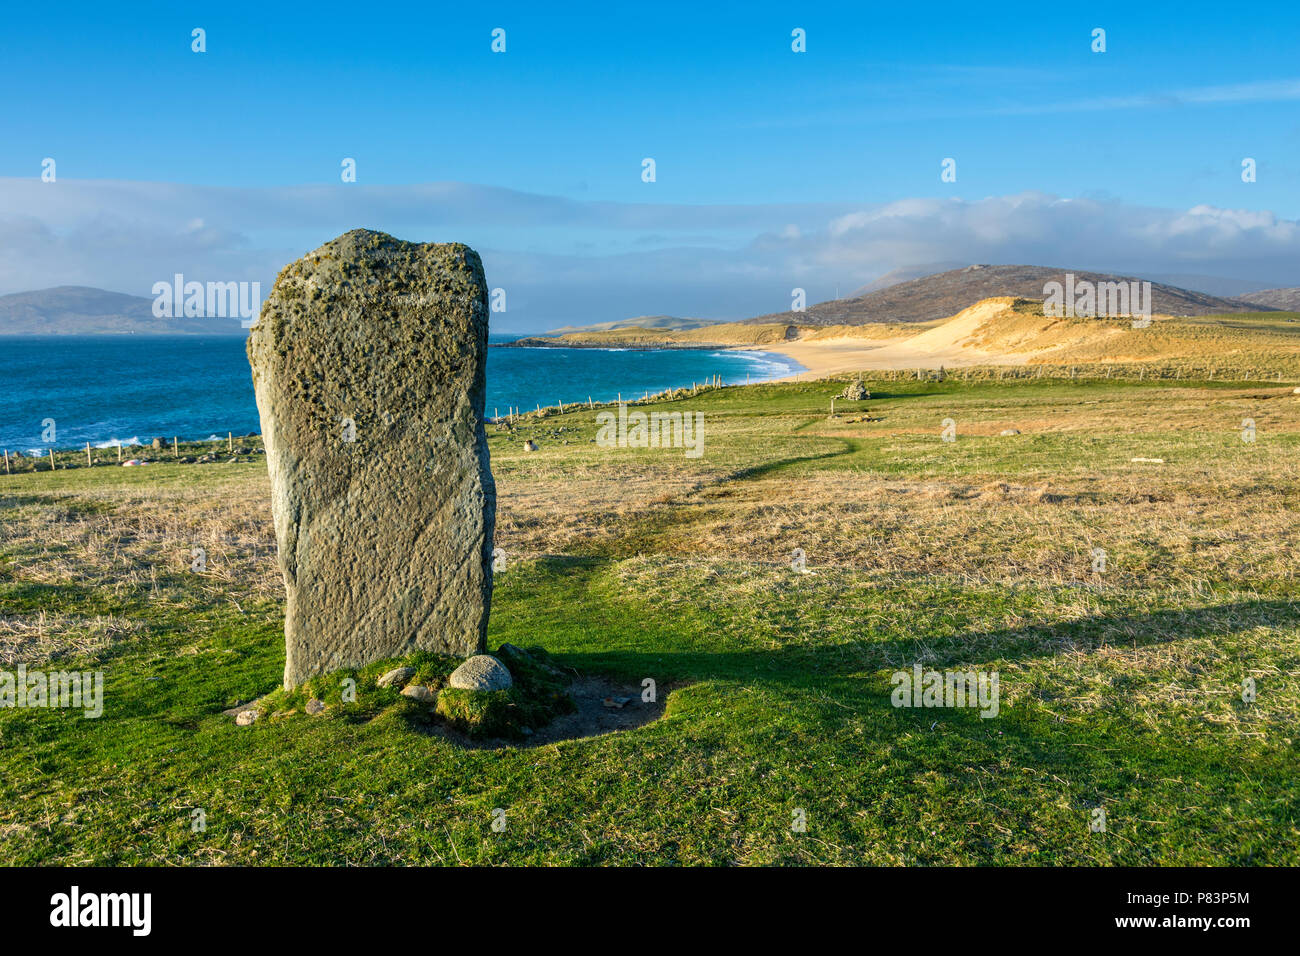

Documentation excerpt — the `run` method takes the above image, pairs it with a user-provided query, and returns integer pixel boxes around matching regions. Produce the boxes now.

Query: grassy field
[2,374,1298,865]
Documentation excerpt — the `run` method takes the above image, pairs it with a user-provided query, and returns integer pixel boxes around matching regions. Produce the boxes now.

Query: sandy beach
[753,336,1016,381]
[749,299,1027,382]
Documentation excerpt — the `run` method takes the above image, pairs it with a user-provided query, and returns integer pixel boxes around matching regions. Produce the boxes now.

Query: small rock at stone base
[377,666,416,689]
[448,654,513,691]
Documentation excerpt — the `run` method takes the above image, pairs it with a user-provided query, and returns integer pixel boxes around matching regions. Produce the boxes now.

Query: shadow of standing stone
[248,229,496,688]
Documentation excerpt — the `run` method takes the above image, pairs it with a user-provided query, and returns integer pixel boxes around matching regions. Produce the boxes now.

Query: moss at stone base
[253,644,575,738]
[256,649,461,720]
[434,688,515,737]
[436,645,576,738]
[435,683,576,739]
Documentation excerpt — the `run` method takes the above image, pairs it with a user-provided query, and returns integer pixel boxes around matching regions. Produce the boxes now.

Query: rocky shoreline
[495,337,733,350]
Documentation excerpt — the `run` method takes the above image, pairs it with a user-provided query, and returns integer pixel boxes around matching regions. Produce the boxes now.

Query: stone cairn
[840,376,870,401]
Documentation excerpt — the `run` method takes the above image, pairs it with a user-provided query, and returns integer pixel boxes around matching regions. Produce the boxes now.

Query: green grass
[1,375,1297,864]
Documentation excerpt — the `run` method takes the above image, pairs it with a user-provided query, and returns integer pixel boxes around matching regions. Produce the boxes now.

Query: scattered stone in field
[248,229,496,688]
[401,685,435,701]
[377,666,416,689]
[224,696,258,714]
[1293,387,1300,395]
[305,698,326,715]
[235,710,259,726]
[1000,428,1021,436]
[1130,457,1165,464]
[523,439,538,452]
[448,654,513,691]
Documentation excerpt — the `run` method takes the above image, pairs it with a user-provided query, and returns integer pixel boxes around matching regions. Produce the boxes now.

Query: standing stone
[248,229,496,688]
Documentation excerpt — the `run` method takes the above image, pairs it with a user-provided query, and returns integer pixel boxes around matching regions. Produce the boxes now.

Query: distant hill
[544,314,720,335]
[0,286,247,335]
[847,262,967,298]
[846,264,1278,301]
[743,264,1275,326]
[1142,273,1279,298]
[1239,287,1300,311]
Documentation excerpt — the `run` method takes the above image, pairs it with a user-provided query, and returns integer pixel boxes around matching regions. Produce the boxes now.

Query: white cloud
[991,79,1300,116]
[1,179,1297,329]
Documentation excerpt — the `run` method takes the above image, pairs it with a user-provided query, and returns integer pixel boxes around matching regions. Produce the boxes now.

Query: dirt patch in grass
[423,676,671,750]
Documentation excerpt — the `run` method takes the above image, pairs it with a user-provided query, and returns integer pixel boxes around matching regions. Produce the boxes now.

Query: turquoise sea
[0,333,802,453]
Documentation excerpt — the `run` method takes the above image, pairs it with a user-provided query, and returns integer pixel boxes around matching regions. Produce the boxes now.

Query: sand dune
[758,297,1032,379]
[751,295,1300,381]
[517,295,1299,381]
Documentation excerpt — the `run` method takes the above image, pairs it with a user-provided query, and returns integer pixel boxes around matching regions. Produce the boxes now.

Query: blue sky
[3,1,1299,329]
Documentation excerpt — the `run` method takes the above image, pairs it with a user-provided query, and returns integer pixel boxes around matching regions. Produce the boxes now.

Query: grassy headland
[3,364,1298,864]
